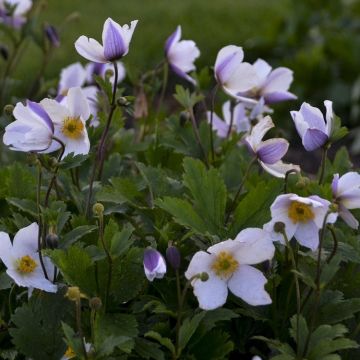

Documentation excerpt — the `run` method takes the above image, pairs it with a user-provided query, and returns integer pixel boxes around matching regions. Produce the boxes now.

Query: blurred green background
[2,0,360,140]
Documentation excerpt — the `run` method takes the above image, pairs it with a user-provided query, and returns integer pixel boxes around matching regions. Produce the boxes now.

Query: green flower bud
[92,203,104,216]
[4,104,14,116]
[199,272,209,282]
[89,297,102,310]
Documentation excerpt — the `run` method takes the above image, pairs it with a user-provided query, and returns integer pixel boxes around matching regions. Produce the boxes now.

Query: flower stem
[283,169,298,194]
[44,137,66,207]
[188,107,209,168]
[97,214,112,311]
[209,85,218,163]
[326,225,338,264]
[86,62,119,217]
[154,62,169,148]
[318,145,329,185]
[75,299,88,360]
[281,230,301,359]
[36,160,49,280]
[225,157,257,225]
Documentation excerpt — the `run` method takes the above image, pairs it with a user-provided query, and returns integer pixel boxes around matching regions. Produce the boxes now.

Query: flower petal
[58,62,87,95]
[294,221,319,251]
[102,18,127,60]
[256,138,289,164]
[67,87,90,120]
[324,100,333,137]
[264,91,297,104]
[260,160,300,179]
[185,251,213,280]
[0,232,13,268]
[228,265,271,306]
[214,45,244,84]
[302,128,328,151]
[245,115,274,150]
[339,205,359,229]
[262,67,294,93]
[75,35,106,63]
[12,223,39,257]
[299,102,326,132]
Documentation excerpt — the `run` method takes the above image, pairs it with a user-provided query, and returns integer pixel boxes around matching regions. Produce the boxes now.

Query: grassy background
[22,0,290,77]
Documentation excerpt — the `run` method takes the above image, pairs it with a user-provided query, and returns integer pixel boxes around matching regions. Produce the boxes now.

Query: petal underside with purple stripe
[143,249,161,272]
[257,138,288,164]
[264,91,297,104]
[302,128,328,151]
[26,100,54,132]
[103,20,126,61]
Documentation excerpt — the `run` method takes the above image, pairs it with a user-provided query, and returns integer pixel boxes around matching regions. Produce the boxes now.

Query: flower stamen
[17,255,37,274]
[62,117,84,139]
[288,201,314,223]
[212,251,239,279]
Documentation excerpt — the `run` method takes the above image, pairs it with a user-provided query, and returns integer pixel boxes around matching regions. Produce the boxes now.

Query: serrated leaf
[135,338,165,360]
[145,331,175,356]
[6,198,37,217]
[178,312,206,353]
[110,224,134,258]
[61,225,97,248]
[59,153,89,170]
[289,315,308,356]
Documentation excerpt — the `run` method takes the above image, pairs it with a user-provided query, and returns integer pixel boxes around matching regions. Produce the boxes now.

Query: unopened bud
[46,233,59,249]
[89,297,102,310]
[92,203,104,216]
[166,245,181,270]
[105,69,114,78]
[117,97,129,107]
[3,104,14,116]
[274,222,285,233]
[180,111,190,125]
[44,24,60,47]
[199,272,209,282]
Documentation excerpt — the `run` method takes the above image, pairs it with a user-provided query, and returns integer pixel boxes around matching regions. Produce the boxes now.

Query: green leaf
[94,313,138,356]
[6,198,37,217]
[178,312,206,353]
[10,291,70,360]
[134,338,165,360]
[145,331,176,356]
[47,245,96,296]
[289,315,308,356]
[61,322,84,359]
[110,223,134,258]
[61,225,97,248]
[173,85,204,109]
[59,153,89,170]
[229,180,281,237]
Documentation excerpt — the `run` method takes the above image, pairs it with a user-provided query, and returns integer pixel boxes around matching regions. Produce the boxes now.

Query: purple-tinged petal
[302,128,328,151]
[169,63,196,85]
[245,115,274,150]
[26,100,54,133]
[263,91,297,104]
[339,205,358,229]
[143,249,162,272]
[44,24,60,47]
[103,18,126,61]
[299,102,326,132]
[207,111,229,138]
[166,245,181,270]
[253,58,272,83]
[260,160,300,179]
[257,138,289,164]
[165,25,181,54]
[262,67,294,93]
[214,45,244,84]
[332,173,339,197]
[324,100,334,137]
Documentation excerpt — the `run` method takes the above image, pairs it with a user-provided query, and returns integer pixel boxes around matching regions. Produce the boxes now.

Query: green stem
[86,62,119,217]
[154,62,169,148]
[281,230,301,359]
[75,300,88,360]
[225,157,257,225]
[209,85,218,163]
[188,107,209,168]
[326,225,338,264]
[36,160,49,280]
[318,145,329,185]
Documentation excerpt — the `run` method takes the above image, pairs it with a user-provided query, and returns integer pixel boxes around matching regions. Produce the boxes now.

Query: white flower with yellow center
[41,87,90,158]
[185,228,274,310]
[264,194,338,251]
[0,223,57,292]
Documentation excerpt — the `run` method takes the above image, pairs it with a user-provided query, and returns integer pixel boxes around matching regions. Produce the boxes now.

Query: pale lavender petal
[339,205,359,229]
[264,91,297,104]
[165,25,181,54]
[143,249,162,272]
[262,67,294,93]
[299,102,326,131]
[302,128,328,151]
[257,138,288,164]
[332,173,339,197]
[75,36,106,63]
[324,100,333,137]
[214,45,244,84]
[294,221,319,251]
[169,63,196,85]
[260,160,300,179]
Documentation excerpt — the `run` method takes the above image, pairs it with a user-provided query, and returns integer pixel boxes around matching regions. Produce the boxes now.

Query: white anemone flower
[58,62,87,96]
[214,45,258,102]
[264,194,338,251]
[245,116,300,178]
[165,25,200,85]
[207,101,251,138]
[41,87,90,158]
[143,248,167,281]
[185,228,274,310]
[0,223,57,293]
[3,100,55,153]
[332,172,360,229]
[75,18,138,63]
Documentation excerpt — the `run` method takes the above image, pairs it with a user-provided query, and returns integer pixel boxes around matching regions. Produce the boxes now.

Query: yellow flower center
[288,201,314,223]
[17,255,37,274]
[62,117,84,139]
[212,251,239,279]
[64,346,76,359]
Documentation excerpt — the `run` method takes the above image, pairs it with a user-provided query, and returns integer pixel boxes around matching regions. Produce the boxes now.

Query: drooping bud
[166,245,181,270]
[274,221,285,233]
[143,248,166,282]
[44,24,60,47]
